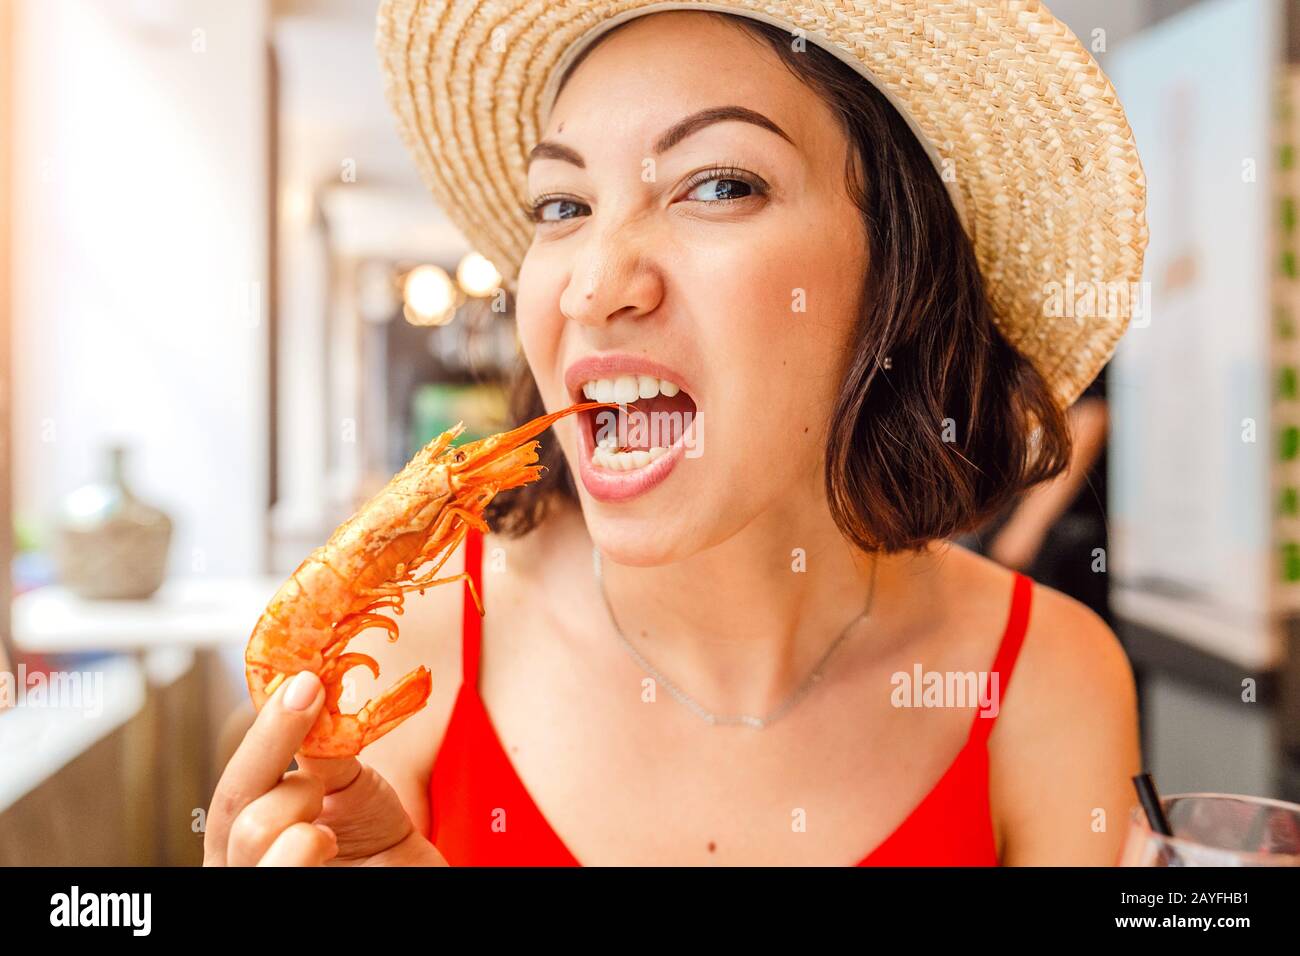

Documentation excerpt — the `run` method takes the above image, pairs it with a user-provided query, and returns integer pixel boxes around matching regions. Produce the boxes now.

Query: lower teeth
[592,444,668,471]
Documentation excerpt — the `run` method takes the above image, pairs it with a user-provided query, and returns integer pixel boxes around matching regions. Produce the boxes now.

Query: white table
[12,576,285,654]
[6,575,285,864]
[0,654,145,816]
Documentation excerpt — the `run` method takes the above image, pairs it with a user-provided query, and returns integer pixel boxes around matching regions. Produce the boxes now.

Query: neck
[591,495,947,718]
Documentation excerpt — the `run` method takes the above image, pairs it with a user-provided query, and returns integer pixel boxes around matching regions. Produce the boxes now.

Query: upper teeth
[581,375,681,403]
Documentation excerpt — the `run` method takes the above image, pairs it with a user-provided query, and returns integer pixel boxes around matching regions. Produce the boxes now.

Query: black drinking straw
[1132,772,1181,866]
[1133,773,1173,836]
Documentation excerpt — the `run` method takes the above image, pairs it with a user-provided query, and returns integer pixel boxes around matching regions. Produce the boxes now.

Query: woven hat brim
[376,0,1148,410]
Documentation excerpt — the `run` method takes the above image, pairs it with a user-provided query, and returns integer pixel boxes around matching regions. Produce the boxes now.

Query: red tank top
[429,528,1033,866]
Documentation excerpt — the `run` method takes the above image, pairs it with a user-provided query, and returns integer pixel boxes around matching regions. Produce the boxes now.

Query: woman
[205,1,1147,866]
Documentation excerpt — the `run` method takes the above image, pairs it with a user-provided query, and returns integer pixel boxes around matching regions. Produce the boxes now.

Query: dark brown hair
[485,11,1073,554]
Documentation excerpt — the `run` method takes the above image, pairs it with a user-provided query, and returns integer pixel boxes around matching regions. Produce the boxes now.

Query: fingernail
[283,671,320,711]
[316,823,336,843]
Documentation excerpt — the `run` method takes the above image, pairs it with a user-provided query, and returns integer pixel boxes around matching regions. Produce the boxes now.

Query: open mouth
[576,373,698,472]
[564,355,699,503]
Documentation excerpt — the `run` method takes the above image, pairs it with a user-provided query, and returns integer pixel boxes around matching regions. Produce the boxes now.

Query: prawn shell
[243,402,617,754]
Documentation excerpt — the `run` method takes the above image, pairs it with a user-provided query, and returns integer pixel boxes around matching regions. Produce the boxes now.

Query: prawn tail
[300,664,432,758]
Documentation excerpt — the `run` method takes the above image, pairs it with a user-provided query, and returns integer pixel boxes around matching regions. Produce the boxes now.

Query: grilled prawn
[245,401,609,758]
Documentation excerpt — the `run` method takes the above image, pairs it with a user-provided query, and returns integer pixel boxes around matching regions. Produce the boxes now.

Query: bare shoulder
[1006,577,1136,723]
[969,554,1141,864]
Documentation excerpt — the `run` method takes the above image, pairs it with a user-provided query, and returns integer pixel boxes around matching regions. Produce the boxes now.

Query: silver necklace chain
[592,548,878,730]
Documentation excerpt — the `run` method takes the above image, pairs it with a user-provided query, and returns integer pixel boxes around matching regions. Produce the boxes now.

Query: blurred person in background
[956,367,1112,628]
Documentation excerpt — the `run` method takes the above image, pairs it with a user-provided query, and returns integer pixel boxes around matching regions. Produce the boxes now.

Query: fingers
[204,671,324,865]
[257,822,338,867]
[226,772,326,867]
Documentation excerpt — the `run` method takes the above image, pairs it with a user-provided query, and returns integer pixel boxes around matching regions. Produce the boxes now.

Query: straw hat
[375,0,1147,410]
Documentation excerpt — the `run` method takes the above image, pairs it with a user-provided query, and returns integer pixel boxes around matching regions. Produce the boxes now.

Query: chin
[579,505,699,567]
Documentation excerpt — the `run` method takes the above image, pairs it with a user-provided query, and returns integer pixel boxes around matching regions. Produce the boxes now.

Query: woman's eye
[528,172,762,224]
[532,198,589,223]
[684,177,755,203]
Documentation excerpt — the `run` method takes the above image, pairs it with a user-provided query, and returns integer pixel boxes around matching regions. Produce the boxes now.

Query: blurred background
[1,0,1298,865]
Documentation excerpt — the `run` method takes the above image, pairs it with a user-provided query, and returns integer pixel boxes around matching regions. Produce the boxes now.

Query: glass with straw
[1119,773,1300,866]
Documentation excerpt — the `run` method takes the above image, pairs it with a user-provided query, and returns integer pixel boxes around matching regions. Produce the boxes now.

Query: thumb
[295,754,414,858]
[294,754,364,795]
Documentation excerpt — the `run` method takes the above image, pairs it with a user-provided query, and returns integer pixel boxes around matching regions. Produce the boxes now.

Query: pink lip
[563,353,698,504]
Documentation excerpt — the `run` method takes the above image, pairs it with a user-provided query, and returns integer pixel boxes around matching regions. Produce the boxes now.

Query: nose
[558,218,664,328]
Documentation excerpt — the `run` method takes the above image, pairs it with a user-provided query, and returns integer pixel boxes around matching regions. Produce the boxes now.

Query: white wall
[14,0,270,577]
[269,14,469,573]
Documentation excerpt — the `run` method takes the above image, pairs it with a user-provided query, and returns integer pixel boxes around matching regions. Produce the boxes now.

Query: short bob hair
[484,11,1074,555]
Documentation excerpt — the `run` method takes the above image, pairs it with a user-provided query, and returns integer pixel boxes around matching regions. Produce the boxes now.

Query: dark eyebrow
[652,105,792,154]
[527,140,586,170]
[526,105,792,171]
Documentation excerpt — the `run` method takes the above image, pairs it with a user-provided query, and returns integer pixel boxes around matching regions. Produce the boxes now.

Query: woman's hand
[203,670,447,866]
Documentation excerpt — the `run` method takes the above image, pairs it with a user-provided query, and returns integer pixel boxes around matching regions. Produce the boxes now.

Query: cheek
[681,206,865,424]
[767,216,865,416]
[514,250,567,396]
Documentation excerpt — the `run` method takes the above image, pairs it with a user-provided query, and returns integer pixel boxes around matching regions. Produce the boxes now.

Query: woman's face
[516,12,868,565]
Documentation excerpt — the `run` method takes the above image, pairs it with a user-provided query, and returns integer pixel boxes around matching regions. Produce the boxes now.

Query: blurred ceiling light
[280,182,315,230]
[456,252,502,298]
[403,264,457,326]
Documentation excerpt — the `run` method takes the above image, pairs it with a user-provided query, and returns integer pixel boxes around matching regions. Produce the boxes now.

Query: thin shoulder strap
[968,571,1033,748]
[460,526,485,690]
